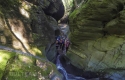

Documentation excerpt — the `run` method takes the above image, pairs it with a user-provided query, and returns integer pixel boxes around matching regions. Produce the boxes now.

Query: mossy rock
[0,49,62,80]
[0,50,16,79]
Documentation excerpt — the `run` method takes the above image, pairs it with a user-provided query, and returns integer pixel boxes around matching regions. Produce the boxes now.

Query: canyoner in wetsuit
[65,38,70,52]
[61,35,65,51]
[56,34,70,54]
[56,35,61,50]
[55,35,65,51]
[56,35,63,49]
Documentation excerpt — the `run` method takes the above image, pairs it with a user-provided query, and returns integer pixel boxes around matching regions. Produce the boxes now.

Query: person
[56,40,59,49]
[61,35,65,51]
[59,38,63,49]
[56,35,61,41]
[56,35,61,50]
[65,38,70,52]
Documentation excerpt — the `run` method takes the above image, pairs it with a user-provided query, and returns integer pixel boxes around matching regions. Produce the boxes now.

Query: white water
[56,55,86,80]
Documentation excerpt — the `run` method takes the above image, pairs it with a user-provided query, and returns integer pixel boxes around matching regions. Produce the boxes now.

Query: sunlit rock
[68,0,125,79]
[0,0,63,80]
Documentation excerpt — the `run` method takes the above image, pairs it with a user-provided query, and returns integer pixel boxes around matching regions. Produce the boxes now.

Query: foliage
[0,0,20,8]
[0,0,20,15]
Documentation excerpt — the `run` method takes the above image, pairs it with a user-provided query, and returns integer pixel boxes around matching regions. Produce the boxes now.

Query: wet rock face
[68,0,125,78]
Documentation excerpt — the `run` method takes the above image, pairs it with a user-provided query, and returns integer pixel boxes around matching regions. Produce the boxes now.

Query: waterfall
[56,55,86,80]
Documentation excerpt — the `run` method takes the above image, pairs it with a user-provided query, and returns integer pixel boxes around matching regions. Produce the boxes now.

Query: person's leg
[66,47,68,52]
[59,43,61,49]
[66,47,69,52]
[56,46,58,50]
[60,43,63,49]
[62,44,64,50]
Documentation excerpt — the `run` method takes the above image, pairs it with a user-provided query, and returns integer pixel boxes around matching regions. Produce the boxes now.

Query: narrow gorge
[0,0,125,80]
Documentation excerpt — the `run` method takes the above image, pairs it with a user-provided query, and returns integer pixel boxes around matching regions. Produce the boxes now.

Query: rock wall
[68,0,125,78]
[60,0,86,23]
[0,0,65,79]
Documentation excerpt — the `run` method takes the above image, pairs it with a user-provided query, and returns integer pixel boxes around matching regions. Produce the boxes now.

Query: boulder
[68,0,125,78]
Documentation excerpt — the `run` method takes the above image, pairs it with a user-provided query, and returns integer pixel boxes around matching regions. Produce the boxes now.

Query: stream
[54,24,100,80]
[56,55,86,80]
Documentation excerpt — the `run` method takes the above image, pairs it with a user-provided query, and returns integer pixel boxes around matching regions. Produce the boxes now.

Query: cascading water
[56,55,86,80]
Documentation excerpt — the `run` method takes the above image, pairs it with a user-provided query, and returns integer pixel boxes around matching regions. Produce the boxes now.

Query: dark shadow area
[55,29,60,37]
[25,0,38,5]
[59,55,99,79]
[52,4,65,21]
[42,0,65,21]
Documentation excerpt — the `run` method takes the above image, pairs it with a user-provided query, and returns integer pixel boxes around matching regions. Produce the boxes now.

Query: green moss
[30,45,46,59]
[0,48,60,80]
[69,8,80,22]
[0,6,3,16]
[69,0,125,46]
[0,50,16,79]
[8,60,43,80]
[0,0,20,15]
[5,54,53,80]
[0,0,20,9]
[7,55,58,80]
[66,49,86,69]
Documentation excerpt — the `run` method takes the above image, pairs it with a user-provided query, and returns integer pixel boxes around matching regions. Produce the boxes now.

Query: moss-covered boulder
[0,49,62,80]
[0,0,64,80]
[68,0,125,77]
